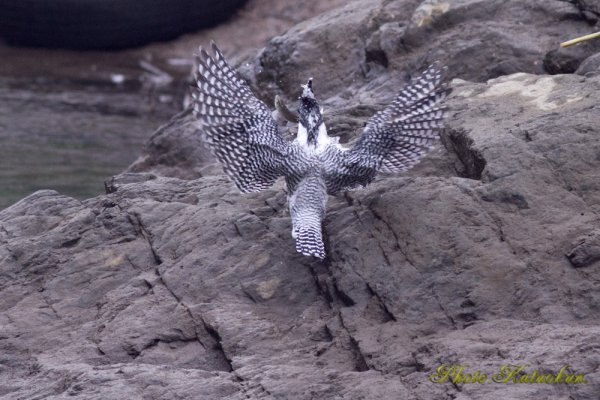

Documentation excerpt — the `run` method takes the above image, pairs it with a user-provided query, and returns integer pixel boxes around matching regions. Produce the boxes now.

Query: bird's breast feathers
[296,121,333,154]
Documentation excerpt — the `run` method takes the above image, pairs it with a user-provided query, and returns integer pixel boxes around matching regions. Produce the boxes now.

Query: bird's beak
[306,78,313,91]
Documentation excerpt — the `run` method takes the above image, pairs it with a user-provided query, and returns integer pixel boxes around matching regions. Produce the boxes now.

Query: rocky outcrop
[132,0,600,180]
[2,0,600,399]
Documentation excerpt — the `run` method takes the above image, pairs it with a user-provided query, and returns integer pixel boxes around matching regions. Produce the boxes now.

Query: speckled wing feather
[325,63,450,193]
[192,42,290,193]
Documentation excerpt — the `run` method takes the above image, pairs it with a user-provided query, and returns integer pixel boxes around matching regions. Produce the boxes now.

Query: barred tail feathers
[294,220,325,259]
[289,176,328,259]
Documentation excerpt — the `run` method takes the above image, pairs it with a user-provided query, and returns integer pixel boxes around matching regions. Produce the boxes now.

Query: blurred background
[0,0,346,209]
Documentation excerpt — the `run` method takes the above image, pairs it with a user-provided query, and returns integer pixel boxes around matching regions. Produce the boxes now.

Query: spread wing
[192,42,291,193]
[324,63,450,193]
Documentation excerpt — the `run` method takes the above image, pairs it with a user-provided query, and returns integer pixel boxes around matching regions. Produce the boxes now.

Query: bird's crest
[301,78,315,99]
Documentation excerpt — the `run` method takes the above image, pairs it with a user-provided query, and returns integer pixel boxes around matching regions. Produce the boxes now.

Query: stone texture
[2,1,600,399]
[576,51,600,76]
[567,229,600,268]
[544,46,597,75]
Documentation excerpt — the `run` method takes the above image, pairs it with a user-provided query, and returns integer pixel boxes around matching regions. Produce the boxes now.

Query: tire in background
[0,0,247,50]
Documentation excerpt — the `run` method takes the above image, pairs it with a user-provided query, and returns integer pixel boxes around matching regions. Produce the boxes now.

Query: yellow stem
[560,31,600,47]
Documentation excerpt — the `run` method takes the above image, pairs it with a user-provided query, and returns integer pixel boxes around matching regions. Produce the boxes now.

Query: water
[0,79,180,210]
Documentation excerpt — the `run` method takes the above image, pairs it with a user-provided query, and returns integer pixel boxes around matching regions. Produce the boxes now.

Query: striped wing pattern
[192,43,451,260]
[325,63,450,193]
[192,42,290,193]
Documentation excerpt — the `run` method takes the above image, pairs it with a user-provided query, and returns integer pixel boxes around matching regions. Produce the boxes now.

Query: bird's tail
[293,218,326,259]
[289,176,328,259]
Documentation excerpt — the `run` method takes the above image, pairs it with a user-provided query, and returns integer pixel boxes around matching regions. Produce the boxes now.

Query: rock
[252,0,589,102]
[576,51,600,76]
[2,1,600,399]
[545,48,588,74]
[567,229,600,268]
[544,42,600,74]
[132,0,598,178]
[572,0,600,23]
[2,71,600,399]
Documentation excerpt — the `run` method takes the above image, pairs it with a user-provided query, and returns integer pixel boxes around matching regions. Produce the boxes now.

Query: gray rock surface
[576,51,600,76]
[2,1,600,399]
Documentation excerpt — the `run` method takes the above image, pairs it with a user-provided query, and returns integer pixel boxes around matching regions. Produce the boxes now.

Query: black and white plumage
[193,42,450,259]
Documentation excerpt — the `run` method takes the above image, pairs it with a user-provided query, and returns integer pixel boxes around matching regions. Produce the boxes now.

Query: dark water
[0,79,180,210]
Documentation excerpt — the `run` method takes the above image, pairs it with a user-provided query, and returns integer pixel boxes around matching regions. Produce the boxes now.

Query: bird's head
[301,78,315,99]
[298,78,324,147]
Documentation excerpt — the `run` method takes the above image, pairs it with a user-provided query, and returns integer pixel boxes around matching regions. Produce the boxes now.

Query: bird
[192,42,450,259]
